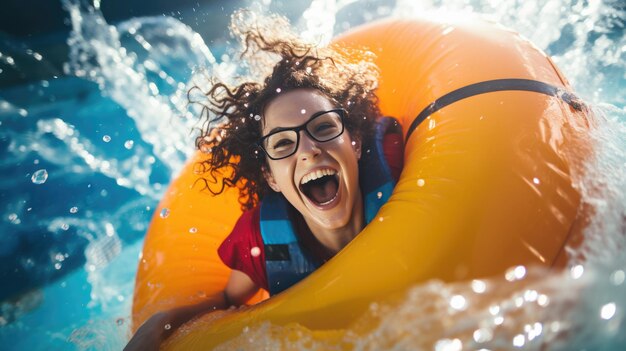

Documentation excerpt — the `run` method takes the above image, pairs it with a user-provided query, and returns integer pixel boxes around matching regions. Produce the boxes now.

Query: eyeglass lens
[262,110,344,159]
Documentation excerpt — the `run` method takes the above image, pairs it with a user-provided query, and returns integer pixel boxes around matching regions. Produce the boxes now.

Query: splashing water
[31,169,48,184]
[0,0,624,350]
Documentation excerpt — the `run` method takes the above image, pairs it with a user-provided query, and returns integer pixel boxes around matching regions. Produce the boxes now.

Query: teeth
[301,169,337,185]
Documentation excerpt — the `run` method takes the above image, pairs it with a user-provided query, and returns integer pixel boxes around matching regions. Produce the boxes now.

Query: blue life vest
[259,117,399,295]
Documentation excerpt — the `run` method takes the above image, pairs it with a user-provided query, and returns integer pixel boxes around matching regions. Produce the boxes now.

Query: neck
[304,190,364,255]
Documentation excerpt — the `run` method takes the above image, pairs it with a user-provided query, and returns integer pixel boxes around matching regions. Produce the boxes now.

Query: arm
[124,270,259,351]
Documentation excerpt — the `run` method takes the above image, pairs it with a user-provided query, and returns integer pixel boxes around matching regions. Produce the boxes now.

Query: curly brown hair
[191,11,381,210]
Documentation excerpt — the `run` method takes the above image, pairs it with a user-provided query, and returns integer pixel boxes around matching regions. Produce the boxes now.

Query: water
[0,0,624,350]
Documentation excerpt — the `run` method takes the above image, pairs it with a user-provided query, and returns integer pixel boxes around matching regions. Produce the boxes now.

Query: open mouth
[299,169,339,206]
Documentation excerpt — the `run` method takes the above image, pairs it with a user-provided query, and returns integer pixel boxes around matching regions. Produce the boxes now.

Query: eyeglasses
[257,108,346,160]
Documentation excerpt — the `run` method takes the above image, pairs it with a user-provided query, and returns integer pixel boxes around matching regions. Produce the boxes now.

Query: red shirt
[218,132,404,291]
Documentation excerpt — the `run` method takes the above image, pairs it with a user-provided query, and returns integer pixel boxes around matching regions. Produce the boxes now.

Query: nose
[298,131,321,161]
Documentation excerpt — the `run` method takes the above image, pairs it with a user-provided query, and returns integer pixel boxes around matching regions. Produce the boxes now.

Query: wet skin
[262,88,364,253]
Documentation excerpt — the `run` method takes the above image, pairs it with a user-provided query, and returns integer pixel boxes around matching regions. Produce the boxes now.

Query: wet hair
[191,11,380,210]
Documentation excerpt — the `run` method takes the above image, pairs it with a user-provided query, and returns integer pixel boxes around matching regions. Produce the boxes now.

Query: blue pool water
[0,0,624,350]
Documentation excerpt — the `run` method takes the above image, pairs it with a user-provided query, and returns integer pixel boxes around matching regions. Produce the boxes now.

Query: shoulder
[218,206,268,290]
[219,206,262,254]
[231,206,261,237]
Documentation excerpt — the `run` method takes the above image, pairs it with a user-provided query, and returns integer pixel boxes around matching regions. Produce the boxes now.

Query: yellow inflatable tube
[132,15,591,349]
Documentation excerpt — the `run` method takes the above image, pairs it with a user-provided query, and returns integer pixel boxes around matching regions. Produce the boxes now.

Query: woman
[125,11,402,350]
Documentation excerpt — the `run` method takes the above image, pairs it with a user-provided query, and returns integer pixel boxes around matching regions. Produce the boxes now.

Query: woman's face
[261,88,362,231]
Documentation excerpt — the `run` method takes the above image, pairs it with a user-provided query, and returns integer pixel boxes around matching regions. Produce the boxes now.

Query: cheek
[336,135,360,156]
[271,161,296,188]
[334,144,360,180]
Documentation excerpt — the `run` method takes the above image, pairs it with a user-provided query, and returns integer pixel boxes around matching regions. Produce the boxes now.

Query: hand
[124,311,173,351]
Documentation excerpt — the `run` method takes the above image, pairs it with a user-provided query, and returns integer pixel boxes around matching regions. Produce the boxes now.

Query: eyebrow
[267,125,292,135]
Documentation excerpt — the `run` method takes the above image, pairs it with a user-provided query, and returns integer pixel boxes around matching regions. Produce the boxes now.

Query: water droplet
[250,246,261,257]
[570,264,584,279]
[378,216,384,222]
[61,223,70,231]
[164,324,171,330]
[505,265,526,281]
[201,145,212,153]
[69,207,78,214]
[442,26,455,35]
[8,213,18,222]
[369,302,379,313]
[54,263,62,270]
[275,88,282,93]
[102,135,111,143]
[18,109,28,117]
[300,109,306,114]
[526,322,543,341]
[512,334,525,347]
[189,227,198,234]
[160,208,170,218]
[116,318,125,326]
[524,289,539,302]
[471,279,487,293]
[434,338,462,351]
[351,141,356,146]
[600,302,616,320]
[537,294,550,306]
[105,222,115,237]
[428,118,436,130]
[473,328,493,343]
[449,295,467,311]
[254,114,261,121]
[610,269,625,285]
[417,179,425,187]
[124,140,134,149]
[533,177,540,185]
[31,169,48,184]
[376,191,383,199]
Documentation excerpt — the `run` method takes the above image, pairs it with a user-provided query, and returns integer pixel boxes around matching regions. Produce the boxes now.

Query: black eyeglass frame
[256,108,347,160]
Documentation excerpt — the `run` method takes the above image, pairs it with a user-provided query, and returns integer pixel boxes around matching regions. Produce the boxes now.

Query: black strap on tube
[405,78,583,142]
